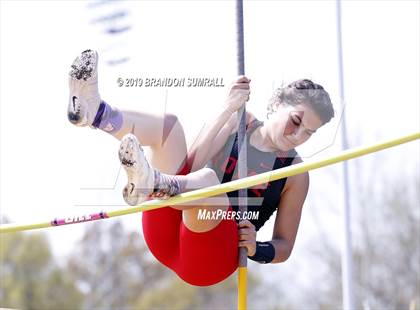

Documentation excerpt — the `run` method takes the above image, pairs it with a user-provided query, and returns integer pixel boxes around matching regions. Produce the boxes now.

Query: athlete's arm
[270,157,309,263]
[188,76,251,171]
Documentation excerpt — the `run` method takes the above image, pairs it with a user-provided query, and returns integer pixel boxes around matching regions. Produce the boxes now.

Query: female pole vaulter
[67,50,334,286]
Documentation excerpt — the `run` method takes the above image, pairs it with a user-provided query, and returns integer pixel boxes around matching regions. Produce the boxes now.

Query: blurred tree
[68,220,174,309]
[134,269,260,310]
[68,219,262,309]
[0,228,83,309]
[299,172,420,309]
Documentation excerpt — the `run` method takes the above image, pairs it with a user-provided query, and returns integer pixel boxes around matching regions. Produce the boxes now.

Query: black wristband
[248,241,275,264]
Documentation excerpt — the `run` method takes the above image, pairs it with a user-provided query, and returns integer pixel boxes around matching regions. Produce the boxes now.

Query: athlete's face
[268,103,324,151]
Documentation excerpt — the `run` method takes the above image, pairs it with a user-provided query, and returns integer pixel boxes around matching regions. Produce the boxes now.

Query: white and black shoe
[119,134,155,206]
[67,49,101,126]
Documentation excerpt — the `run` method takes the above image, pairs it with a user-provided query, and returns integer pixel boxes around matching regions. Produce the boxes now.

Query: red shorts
[142,162,239,286]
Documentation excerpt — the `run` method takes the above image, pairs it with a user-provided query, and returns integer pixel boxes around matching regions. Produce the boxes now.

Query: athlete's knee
[200,168,220,186]
[164,112,178,127]
[163,113,182,137]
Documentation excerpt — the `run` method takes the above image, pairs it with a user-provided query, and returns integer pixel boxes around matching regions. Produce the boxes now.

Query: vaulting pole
[235,1,248,309]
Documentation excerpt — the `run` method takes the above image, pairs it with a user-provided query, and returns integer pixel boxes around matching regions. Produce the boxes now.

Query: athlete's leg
[113,112,187,174]
[119,133,229,232]
[177,168,230,233]
[67,50,187,174]
[141,163,238,286]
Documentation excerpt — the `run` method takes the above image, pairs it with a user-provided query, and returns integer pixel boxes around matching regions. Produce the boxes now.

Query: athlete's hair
[267,79,334,124]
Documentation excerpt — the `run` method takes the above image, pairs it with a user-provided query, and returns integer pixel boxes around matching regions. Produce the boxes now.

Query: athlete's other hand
[238,220,257,257]
[224,75,251,114]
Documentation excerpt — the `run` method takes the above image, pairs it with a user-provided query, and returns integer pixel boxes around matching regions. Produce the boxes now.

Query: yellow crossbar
[1,132,418,234]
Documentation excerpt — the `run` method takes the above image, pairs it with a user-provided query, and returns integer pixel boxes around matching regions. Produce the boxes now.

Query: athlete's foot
[67,49,101,126]
[119,134,155,206]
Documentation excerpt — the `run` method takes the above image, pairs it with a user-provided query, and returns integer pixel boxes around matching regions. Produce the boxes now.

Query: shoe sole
[119,134,153,205]
[67,49,98,125]
[69,49,97,81]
